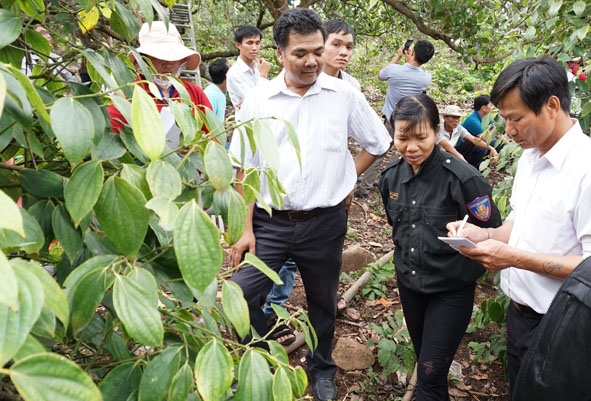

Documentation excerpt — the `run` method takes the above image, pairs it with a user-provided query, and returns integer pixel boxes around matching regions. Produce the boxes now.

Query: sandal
[269,324,296,346]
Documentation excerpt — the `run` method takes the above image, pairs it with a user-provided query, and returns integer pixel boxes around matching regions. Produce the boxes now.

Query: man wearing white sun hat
[108,21,212,137]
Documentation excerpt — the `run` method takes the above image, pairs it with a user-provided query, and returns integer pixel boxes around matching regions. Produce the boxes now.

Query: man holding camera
[355,39,435,198]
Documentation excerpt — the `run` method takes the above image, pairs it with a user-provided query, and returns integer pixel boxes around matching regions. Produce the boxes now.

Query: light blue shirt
[379,63,431,119]
[203,83,226,122]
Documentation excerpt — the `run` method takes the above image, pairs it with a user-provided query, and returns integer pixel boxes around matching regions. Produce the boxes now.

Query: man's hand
[230,230,256,268]
[257,58,270,79]
[489,147,499,163]
[456,239,512,273]
[344,192,353,212]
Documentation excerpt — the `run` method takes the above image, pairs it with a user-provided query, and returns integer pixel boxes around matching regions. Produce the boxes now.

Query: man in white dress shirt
[226,25,270,111]
[228,8,391,401]
[446,56,591,399]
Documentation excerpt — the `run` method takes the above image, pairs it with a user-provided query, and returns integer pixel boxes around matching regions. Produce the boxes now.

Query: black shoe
[311,377,337,401]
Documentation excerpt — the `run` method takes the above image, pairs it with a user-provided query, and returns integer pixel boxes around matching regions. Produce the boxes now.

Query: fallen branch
[402,363,418,401]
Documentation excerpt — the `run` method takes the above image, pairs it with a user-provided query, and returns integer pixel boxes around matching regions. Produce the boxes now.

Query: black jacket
[379,148,502,293]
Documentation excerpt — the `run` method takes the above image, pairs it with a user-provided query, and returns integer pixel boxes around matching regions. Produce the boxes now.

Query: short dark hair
[234,25,262,43]
[413,39,435,65]
[323,18,353,37]
[208,58,229,84]
[273,8,325,51]
[490,56,571,115]
[474,94,491,111]
[391,93,440,136]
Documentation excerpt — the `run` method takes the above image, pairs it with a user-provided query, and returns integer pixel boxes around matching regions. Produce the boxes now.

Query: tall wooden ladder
[170,0,202,86]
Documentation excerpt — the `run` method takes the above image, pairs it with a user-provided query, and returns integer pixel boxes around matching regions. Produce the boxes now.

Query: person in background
[226,25,270,112]
[356,38,434,198]
[21,24,77,83]
[228,8,391,401]
[203,58,230,122]
[446,56,591,399]
[437,104,498,165]
[380,93,501,401]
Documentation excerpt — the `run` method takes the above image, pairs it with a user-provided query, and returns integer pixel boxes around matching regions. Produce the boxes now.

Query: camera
[403,39,413,52]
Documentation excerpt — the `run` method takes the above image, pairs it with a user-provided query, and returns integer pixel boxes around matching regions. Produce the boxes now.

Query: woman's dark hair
[273,8,325,51]
[490,56,571,115]
[390,93,440,136]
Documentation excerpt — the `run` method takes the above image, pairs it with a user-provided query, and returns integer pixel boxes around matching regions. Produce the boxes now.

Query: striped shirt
[230,71,391,210]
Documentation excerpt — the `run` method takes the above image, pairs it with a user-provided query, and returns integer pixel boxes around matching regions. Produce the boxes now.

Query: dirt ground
[281,155,511,400]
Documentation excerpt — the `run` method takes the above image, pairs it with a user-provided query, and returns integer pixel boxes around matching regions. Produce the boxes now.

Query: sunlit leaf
[78,6,100,34]
[204,141,232,191]
[0,9,22,49]
[0,189,24,236]
[50,97,95,164]
[11,353,102,401]
[0,251,18,310]
[131,85,165,161]
[272,367,292,401]
[146,159,182,200]
[221,280,250,339]
[65,161,104,227]
[235,349,273,401]
[173,201,223,292]
[195,340,234,401]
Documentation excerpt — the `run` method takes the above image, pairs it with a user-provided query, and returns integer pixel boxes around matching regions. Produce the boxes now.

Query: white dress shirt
[229,72,391,211]
[436,124,471,147]
[226,56,265,109]
[501,120,591,313]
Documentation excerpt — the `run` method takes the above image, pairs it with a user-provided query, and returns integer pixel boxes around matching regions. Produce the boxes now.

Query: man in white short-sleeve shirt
[446,57,591,399]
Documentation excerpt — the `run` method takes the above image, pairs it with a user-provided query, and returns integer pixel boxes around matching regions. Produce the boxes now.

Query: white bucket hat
[442,105,463,117]
[136,21,201,70]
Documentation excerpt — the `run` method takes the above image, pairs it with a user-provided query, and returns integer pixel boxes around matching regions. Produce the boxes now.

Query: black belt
[270,202,344,222]
[512,300,543,316]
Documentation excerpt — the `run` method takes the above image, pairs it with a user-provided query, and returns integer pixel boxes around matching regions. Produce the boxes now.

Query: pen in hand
[457,214,469,238]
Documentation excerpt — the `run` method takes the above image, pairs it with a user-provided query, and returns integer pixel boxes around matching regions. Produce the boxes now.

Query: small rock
[333,337,375,371]
[346,307,361,321]
[341,245,376,273]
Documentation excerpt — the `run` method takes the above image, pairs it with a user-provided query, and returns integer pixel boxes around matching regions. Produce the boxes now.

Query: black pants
[506,300,544,400]
[398,281,476,401]
[230,205,347,379]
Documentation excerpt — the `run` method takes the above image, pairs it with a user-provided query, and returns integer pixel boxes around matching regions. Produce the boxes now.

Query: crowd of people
[27,9,591,401]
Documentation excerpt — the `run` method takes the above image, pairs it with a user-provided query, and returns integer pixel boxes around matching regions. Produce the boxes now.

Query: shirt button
[446,159,451,163]
[410,248,415,252]
[411,200,416,205]
[411,224,416,229]
[411,270,416,276]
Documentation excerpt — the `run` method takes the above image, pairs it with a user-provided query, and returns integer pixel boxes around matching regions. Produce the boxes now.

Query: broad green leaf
[3,64,50,123]
[27,201,55,252]
[145,197,178,231]
[0,189,24,236]
[110,2,140,42]
[0,9,21,49]
[169,364,193,401]
[267,341,289,365]
[289,366,308,397]
[134,0,154,31]
[13,335,46,361]
[121,163,152,199]
[548,0,562,15]
[173,201,223,292]
[0,209,44,254]
[131,83,165,161]
[18,169,65,199]
[62,255,118,293]
[52,204,83,262]
[0,70,5,117]
[67,266,111,333]
[31,307,56,338]
[204,141,232,191]
[99,362,142,401]
[272,367,292,401]
[138,347,181,401]
[80,49,118,90]
[146,159,182,200]
[0,266,44,366]
[235,349,273,401]
[241,253,282,284]
[168,100,198,144]
[113,273,163,346]
[16,0,45,18]
[10,353,102,401]
[187,277,218,311]
[11,258,69,327]
[221,280,250,339]
[0,250,18,310]
[225,187,247,245]
[253,120,279,171]
[65,161,104,227]
[50,97,95,164]
[573,0,586,15]
[95,177,149,259]
[195,340,234,401]
[24,27,51,57]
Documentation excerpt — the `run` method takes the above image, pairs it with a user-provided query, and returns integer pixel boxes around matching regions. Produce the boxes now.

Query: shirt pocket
[423,207,458,254]
[387,202,408,241]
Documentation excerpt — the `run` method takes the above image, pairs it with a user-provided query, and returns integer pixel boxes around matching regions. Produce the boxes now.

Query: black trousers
[398,281,476,401]
[230,205,347,379]
[506,300,544,400]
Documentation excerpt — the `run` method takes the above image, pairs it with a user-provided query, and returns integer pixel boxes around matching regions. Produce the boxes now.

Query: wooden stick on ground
[402,363,418,401]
